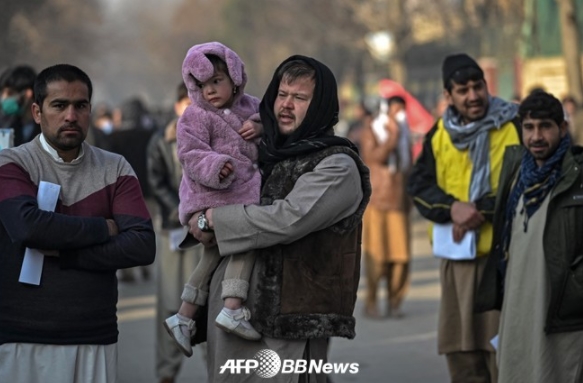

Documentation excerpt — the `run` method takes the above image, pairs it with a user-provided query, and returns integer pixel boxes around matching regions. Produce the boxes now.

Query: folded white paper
[490,334,499,351]
[169,227,189,251]
[0,128,14,150]
[432,223,476,260]
[19,248,46,285]
[19,181,61,285]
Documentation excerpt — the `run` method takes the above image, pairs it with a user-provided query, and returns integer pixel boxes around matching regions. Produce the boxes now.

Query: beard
[50,126,86,151]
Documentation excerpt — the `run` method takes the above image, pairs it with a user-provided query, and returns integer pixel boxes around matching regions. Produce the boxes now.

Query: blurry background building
[1,0,581,139]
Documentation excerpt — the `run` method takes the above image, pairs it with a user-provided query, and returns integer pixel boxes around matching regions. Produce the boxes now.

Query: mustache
[58,124,81,132]
[278,111,295,119]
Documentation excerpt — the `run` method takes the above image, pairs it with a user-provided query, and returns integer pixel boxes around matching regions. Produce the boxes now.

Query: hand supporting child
[238,119,263,140]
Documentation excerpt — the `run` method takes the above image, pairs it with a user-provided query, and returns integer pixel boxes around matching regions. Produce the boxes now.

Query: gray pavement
[117,217,449,383]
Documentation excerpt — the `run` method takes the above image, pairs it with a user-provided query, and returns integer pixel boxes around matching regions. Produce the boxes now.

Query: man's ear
[442,89,453,106]
[560,120,569,138]
[32,103,42,124]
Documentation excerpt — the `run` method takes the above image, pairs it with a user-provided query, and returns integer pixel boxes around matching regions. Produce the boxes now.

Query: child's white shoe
[215,306,261,341]
[164,314,196,357]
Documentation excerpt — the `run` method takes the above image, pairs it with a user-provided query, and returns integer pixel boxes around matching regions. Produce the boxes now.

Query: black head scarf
[258,55,357,179]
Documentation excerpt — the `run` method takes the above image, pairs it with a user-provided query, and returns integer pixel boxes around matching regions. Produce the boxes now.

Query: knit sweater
[0,136,155,345]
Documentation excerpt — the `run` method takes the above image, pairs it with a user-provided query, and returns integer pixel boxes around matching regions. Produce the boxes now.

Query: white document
[169,227,189,251]
[19,181,61,285]
[490,334,499,351]
[19,248,46,285]
[432,223,476,260]
[0,128,14,150]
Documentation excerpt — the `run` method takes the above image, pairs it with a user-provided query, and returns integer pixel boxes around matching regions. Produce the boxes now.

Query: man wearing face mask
[407,53,521,382]
[360,96,413,319]
[0,65,41,147]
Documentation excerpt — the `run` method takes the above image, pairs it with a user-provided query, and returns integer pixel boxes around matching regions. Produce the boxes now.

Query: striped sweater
[0,136,155,345]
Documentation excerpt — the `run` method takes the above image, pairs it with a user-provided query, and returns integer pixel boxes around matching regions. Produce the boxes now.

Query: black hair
[277,59,316,84]
[387,96,406,107]
[444,66,485,92]
[518,91,564,126]
[92,103,112,120]
[34,64,92,109]
[0,65,36,93]
[527,86,546,96]
[204,54,229,78]
[176,81,188,102]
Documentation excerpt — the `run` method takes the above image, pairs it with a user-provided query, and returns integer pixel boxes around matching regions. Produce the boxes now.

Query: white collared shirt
[39,134,85,164]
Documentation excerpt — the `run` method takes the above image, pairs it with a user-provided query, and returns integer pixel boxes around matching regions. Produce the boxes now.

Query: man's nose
[282,96,294,109]
[64,105,77,121]
[467,88,479,101]
[532,127,543,140]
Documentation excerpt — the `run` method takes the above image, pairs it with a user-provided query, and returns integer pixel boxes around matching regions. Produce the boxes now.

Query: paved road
[117,217,449,383]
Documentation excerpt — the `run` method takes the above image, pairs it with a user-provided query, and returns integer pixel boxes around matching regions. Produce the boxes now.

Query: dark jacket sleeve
[406,123,457,223]
[146,133,180,220]
[475,146,522,313]
[0,162,110,250]
[475,194,496,222]
[511,116,522,142]
[60,173,156,271]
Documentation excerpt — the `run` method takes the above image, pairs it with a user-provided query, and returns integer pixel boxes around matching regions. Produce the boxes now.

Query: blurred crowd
[2,63,580,286]
[2,63,581,286]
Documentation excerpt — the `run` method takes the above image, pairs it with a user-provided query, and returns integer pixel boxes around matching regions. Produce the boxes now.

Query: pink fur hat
[182,42,246,98]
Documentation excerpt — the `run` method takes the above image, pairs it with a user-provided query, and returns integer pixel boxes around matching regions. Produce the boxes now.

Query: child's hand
[219,162,234,180]
[239,120,263,140]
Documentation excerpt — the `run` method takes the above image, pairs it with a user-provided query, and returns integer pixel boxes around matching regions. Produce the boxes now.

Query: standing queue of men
[0,50,581,383]
[407,54,583,383]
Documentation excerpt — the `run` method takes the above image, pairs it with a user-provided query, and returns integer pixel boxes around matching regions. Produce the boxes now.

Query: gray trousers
[446,351,498,383]
[155,232,207,380]
[183,246,256,304]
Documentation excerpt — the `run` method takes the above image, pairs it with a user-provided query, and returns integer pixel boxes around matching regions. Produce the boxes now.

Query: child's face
[196,71,235,109]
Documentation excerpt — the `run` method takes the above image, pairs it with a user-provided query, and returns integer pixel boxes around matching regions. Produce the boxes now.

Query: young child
[164,42,262,357]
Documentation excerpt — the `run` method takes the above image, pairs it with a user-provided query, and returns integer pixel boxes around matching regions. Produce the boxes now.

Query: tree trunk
[556,0,583,144]
[387,0,408,84]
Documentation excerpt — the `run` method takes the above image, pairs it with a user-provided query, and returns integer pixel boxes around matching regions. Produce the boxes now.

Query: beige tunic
[438,256,500,354]
[0,343,117,383]
[360,117,412,311]
[363,207,410,264]
[362,208,411,311]
[206,154,364,383]
[498,196,583,383]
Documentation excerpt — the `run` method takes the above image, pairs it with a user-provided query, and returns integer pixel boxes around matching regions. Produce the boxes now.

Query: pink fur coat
[177,42,261,225]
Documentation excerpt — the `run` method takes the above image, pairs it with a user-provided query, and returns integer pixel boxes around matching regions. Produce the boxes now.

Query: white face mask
[100,121,114,134]
[395,110,407,123]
